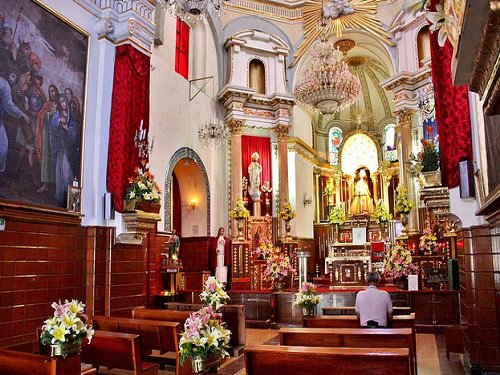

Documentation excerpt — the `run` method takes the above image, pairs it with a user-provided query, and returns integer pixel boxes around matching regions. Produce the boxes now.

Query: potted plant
[199,276,230,310]
[418,139,441,186]
[230,197,250,240]
[263,253,297,291]
[124,159,161,213]
[294,282,323,316]
[40,299,94,357]
[179,306,231,373]
[394,185,413,238]
[278,202,296,240]
[383,242,419,289]
[328,203,346,242]
[371,199,392,240]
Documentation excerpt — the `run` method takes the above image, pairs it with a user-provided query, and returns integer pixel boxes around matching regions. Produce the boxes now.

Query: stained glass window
[329,127,343,166]
[384,124,398,162]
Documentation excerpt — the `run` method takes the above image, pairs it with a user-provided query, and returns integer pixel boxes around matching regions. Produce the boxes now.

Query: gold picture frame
[0,0,89,211]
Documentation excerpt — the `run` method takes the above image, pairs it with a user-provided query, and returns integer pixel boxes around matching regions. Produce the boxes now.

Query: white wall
[149,14,226,235]
[288,151,314,239]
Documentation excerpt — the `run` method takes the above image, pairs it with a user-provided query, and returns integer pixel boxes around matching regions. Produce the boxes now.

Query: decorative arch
[339,130,381,175]
[164,147,210,235]
[248,57,267,94]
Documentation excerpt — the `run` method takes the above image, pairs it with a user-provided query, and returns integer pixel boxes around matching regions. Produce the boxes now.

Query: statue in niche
[248,152,262,201]
[323,0,355,20]
[350,167,374,215]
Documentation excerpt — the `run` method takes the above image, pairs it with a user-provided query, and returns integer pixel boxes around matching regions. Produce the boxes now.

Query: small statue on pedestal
[248,152,262,202]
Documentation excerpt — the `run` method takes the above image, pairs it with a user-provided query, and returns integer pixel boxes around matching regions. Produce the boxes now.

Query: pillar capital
[227,118,245,135]
[274,123,291,140]
[395,108,416,128]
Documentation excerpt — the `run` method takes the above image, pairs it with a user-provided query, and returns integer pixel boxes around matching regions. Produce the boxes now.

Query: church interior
[0,0,499,374]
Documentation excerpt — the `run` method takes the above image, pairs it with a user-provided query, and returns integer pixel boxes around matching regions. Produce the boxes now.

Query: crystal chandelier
[293,36,361,115]
[157,0,231,23]
[198,120,228,148]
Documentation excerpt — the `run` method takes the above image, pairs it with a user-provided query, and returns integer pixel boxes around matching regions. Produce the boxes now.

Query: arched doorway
[164,148,210,236]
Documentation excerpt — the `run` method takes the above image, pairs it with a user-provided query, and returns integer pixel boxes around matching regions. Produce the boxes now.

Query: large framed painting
[0,0,88,210]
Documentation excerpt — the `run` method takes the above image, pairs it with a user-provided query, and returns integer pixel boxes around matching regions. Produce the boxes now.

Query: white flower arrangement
[40,299,94,347]
[278,202,296,222]
[294,282,323,309]
[328,203,346,225]
[230,197,250,220]
[371,199,392,224]
[125,159,161,203]
[179,306,231,364]
[394,185,414,214]
[199,277,230,311]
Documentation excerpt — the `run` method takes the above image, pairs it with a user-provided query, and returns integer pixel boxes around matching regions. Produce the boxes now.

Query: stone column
[275,123,290,239]
[275,124,290,208]
[228,118,245,239]
[396,108,419,234]
[313,168,321,223]
[372,172,379,203]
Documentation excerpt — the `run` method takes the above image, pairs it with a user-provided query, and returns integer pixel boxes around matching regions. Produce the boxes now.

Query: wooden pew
[303,313,415,329]
[245,345,411,375]
[91,315,191,375]
[132,307,191,324]
[81,330,158,375]
[322,306,412,316]
[279,327,416,375]
[0,348,82,375]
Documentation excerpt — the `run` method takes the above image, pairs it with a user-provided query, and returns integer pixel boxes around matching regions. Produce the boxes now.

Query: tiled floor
[103,328,467,374]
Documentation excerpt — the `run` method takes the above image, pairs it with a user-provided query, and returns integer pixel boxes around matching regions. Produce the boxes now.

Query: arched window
[384,124,398,162]
[328,127,343,166]
[249,59,266,94]
[417,26,431,68]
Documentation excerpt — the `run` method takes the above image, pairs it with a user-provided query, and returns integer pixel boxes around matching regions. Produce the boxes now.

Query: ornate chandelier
[293,37,361,115]
[157,0,231,23]
[198,120,229,148]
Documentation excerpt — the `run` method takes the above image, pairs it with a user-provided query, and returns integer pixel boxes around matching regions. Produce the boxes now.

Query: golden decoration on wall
[292,0,394,66]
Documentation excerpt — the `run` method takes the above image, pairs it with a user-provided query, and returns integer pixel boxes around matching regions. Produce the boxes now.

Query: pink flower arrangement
[254,239,275,259]
[419,228,438,254]
[179,305,231,364]
[263,253,297,282]
[383,242,419,279]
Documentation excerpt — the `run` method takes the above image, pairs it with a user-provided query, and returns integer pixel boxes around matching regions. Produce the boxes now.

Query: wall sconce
[303,193,313,206]
[189,199,197,211]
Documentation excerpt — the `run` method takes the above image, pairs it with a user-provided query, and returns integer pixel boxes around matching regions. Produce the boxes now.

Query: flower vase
[273,280,284,292]
[50,343,82,358]
[285,220,292,241]
[420,170,442,187]
[191,354,223,374]
[394,277,408,290]
[237,220,245,241]
[301,306,316,316]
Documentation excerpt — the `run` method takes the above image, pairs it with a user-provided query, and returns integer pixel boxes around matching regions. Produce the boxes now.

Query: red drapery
[428,1,472,188]
[106,44,151,212]
[241,135,272,216]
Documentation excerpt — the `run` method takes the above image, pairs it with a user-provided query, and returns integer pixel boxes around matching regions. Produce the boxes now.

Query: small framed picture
[67,186,82,212]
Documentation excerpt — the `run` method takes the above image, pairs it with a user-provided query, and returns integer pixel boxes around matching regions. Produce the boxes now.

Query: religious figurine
[350,168,374,215]
[248,152,262,201]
